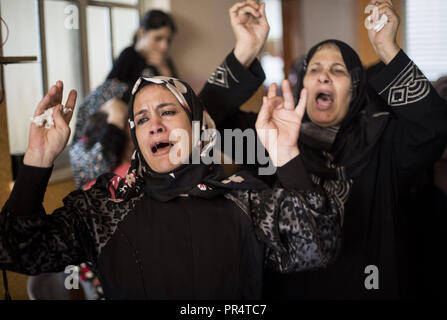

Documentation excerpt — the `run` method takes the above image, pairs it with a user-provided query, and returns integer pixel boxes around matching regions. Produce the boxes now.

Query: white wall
[143,0,171,12]
[169,0,236,93]
[301,0,357,52]
[167,0,358,93]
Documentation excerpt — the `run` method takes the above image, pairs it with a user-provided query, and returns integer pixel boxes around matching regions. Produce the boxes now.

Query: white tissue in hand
[30,106,72,129]
[364,5,388,32]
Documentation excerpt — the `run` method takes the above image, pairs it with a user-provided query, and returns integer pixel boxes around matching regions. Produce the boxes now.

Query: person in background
[70,9,177,189]
[24,0,275,300]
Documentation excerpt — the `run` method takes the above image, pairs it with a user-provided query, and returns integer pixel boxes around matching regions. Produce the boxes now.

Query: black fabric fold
[276,155,314,190]
[369,49,407,94]
[100,123,127,159]
[5,164,53,217]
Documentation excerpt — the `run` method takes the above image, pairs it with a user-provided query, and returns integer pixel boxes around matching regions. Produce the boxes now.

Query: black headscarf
[433,76,447,102]
[297,39,390,180]
[103,76,266,202]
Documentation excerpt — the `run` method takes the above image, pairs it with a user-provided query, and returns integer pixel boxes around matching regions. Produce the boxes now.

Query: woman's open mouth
[315,92,334,111]
[150,141,175,156]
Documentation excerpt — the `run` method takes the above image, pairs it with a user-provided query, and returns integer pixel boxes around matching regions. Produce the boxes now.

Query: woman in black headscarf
[206,1,447,299]
[0,74,342,299]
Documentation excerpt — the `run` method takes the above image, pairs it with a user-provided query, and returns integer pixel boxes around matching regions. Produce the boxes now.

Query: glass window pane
[406,0,447,80]
[93,0,138,5]
[1,0,42,155]
[87,6,113,90]
[0,0,40,57]
[111,8,139,59]
[260,0,284,87]
[145,0,171,12]
[44,0,84,146]
[4,64,43,155]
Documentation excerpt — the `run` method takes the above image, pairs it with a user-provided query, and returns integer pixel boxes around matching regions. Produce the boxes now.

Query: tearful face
[133,85,192,173]
[303,45,352,127]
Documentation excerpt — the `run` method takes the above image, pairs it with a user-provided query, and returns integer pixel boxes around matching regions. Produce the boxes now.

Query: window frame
[0,0,144,182]
[404,0,447,81]
[37,0,144,96]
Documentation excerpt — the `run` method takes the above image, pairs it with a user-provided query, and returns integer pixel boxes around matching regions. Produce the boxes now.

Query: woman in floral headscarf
[0,75,342,299]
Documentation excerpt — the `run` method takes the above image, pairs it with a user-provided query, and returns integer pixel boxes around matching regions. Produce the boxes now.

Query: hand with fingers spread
[24,81,77,168]
[367,0,400,64]
[230,0,270,68]
[255,80,307,167]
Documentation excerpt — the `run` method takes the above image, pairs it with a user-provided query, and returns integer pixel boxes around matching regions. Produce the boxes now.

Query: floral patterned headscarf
[104,76,266,202]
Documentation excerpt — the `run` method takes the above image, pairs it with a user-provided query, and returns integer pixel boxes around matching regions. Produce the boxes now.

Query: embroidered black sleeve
[0,165,142,275]
[199,50,265,127]
[369,50,431,107]
[0,165,98,275]
[0,202,95,275]
[228,187,342,273]
[369,50,447,176]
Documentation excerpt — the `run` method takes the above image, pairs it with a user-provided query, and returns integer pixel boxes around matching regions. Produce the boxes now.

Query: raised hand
[255,80,307,167]
[230,0,270,68]
[367,0,400,64]
[24,81,77,168]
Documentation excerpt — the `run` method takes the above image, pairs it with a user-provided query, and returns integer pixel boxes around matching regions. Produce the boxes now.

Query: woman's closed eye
[156,36,168,42]
[161,110,177,116]
[333,67,347,75]
[308,65,347,75]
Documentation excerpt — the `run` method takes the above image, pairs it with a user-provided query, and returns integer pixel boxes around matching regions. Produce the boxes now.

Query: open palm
[25,81,77,167]
[256,80,307,167]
